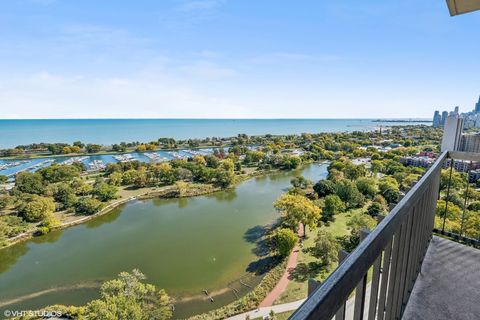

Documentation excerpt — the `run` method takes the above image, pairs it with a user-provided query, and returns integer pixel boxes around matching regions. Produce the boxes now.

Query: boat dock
[88,160,106,171]
[114,154,135,162]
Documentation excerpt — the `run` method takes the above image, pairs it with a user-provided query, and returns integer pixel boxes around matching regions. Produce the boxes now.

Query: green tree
[85,269,173,320]
[440,169,465,191]
[274,193,321,237]
[335,179,365,209]
[71,178,93,195]
[345,213,377,250]
[345,164,366,180]
[75,197,104,215]
[322,194,345,222]
[370,160,384,174]
[214,159,235,188]
[0,175,8,184]
[367,202,385,217]
[18,196,55,222]
[313,180,335,198]
[272,228,298,257]
[0,195,13,210]
[379,177,400,204]
[86,144,102,153]
[152,163,176,185]
[73,141,85,148]
[108,171,123,186]
[205,155,220,168]
[122,169,141,185]
[356,177,378,199]
[94,182,118,202]
[15,172,44,194]
[291,176,312,189]
[54,183,78,209]
[39,164,81,183]
[310,230,339,266]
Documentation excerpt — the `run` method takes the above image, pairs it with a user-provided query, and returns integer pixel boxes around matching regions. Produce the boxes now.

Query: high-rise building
[460,133,480,153]
[454,106,459,114]
[475,96,480,113]
[441,115,463,152]
[441,111,448,125]
[432,110,441,128]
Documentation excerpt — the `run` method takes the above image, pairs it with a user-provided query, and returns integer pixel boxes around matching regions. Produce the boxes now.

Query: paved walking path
[259,224,304,308]
[226,299,306,320]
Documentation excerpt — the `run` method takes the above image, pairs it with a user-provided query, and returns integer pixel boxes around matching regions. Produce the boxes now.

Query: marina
[88,160,106,171]
[113,154,135,163]
[60,156,89,166]
[0,147,219,178]
[0,160,28,171]
[143,152,168,162]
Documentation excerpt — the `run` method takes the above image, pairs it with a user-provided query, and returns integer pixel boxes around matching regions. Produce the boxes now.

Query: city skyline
[0,1,480,119]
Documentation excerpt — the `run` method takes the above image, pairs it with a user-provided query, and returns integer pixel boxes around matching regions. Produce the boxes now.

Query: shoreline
[0,166,291,250]
[0,144,228,161]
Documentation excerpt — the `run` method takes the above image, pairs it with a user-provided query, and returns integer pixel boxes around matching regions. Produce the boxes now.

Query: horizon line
[0,117,432,121]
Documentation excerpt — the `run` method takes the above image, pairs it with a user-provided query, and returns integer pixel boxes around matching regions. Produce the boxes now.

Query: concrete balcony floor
[402,236,480,320]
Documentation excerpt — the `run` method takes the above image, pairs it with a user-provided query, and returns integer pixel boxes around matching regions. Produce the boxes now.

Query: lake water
[0,119,430,149]
[0,163,328,318]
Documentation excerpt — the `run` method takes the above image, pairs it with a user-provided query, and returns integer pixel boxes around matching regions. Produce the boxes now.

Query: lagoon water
[0,163,328,318]
[0,119,430,148]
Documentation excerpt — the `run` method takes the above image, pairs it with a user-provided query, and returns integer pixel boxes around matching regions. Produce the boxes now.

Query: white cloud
[180,61,237,79]
[0,71,248,119]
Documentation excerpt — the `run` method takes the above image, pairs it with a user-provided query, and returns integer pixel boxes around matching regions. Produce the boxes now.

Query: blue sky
[0,0,479,119]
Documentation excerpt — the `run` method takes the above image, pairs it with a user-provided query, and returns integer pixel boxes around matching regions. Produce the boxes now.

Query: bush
[0,215,29,238]
[272,228,298,257]
[18,196,55,222]
[311,230,339,266]
[75,197,104,215]
[93,182,118,202]
[367,202,385,217]
[322,194,345,222]
[313,180,336,197]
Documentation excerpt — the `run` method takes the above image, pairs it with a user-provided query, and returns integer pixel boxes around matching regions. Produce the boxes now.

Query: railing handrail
[290,151,449,320]
[448,151,480,162]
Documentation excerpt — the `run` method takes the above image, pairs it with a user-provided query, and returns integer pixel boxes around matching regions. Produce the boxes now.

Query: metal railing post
[442,159,454,232]
[460,161,471,236]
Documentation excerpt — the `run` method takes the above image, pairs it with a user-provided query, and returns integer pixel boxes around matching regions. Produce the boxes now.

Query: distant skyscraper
[475,96,480,114]
[454,106,459,114]
[441,115,464,152]
[441,111,448,126]
[433,111,441,128]
[460,133,480,153]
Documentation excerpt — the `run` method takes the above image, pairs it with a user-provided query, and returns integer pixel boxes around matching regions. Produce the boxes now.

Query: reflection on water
[209,189,237,203]
[0,244,29,274]
[85,207,123,229]
[30,229,64,244]
[0,163,328,318]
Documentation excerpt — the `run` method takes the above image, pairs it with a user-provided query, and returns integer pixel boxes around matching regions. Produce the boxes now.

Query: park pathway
[259,224,304,308]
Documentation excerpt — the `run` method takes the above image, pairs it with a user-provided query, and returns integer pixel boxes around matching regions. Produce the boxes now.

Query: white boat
[0,160,29,170]
[114,154,135,162]
[88,160,106,171]
[60,156,89,165]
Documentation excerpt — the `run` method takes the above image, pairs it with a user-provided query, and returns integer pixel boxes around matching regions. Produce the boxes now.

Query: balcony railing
[290,150,479,320]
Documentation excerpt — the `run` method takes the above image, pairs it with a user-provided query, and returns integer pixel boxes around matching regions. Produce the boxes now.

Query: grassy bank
[0,166,284,250]
[189,259,288,320]
[273,208,358,305]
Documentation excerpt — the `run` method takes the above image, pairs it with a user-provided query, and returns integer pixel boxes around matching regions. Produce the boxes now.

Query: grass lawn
[273,207,367,305]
